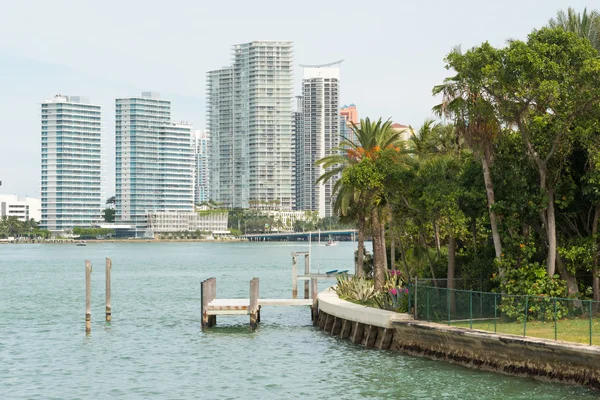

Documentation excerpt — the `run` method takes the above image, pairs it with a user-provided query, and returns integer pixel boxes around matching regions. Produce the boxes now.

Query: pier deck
[206,298,312,315]
[201,277,318,329]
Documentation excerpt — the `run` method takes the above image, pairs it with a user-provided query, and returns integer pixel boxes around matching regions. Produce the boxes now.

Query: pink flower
[389,288,398,295]
[404,288,409,294]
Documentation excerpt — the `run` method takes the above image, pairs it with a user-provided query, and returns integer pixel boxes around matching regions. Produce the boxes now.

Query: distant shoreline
[0,238,247,244]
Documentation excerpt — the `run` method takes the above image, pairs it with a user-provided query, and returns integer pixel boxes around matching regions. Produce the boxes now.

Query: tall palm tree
[317,117,403,289]
[548,7,600,52]
[433,47,504,277]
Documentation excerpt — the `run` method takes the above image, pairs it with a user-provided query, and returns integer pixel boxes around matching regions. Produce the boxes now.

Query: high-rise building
[208,41,294,210]
[293,95,303,210]
[194,130,210,205]
[115,92,194,230]
[296,62,341,218]
[41,95,102,232]
[206,67,233,206]
[340,103,359,145]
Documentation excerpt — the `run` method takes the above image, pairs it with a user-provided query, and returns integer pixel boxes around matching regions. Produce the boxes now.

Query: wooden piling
[85,260,92,334]
[365,325,379,348]
[311,277,318,322]
[340,319,352,339]
[350,322,364,344]
[292,252,298,299]
[304,254,310,299]
[331,317,342,336]
[201,277,216,329]
[105,258,112,322]
[249,277,260,330]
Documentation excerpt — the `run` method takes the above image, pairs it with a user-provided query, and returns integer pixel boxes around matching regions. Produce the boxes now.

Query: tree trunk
[381,215,387,270]
[546,188,557,276]
[390,220,395,271]
[398,236,411,279]
[481,151,503,269]
[433,219,441,258]
[356,214,365,278]
[556,251,580,306]
[371,208,385,290]
[424,241,438,287]
[448,235,456,314]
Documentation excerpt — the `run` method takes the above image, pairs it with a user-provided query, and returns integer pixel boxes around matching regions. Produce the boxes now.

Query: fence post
[469,290,473,330]
[494,293,497,334]
[589,300,593,346]
[426,288,430,322]
[554,297,557,341]
[523,295,529,337]
[414,277,418,319]
[408,282,412,315]
[447,287,450,326]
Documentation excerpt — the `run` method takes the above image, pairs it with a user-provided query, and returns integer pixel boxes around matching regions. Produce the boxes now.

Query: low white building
[0,195,42,222]
[249,209,318,232]
[146,210,229,235]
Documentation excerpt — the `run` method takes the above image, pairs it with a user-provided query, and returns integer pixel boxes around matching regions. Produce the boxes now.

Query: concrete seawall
[316,288,600,389]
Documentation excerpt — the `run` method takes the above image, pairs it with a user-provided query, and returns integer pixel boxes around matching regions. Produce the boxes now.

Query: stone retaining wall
[316,288,600,389]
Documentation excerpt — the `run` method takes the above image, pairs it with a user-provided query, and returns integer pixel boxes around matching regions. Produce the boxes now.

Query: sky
[0,0,592,199]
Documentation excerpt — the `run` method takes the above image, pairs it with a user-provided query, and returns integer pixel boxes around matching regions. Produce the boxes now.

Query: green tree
[493,28,600,284]
[102,208,115,223]
[433,44,505,277]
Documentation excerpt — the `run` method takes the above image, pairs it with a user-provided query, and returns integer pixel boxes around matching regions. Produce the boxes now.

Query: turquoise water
[0,242,597,399]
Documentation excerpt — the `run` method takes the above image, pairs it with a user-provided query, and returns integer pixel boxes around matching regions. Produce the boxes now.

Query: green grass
[451,317,600,345]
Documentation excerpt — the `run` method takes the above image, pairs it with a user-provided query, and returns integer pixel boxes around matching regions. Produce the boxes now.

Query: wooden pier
[201,277,318,330]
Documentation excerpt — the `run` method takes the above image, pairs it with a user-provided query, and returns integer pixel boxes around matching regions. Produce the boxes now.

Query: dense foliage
[318,9,600,305]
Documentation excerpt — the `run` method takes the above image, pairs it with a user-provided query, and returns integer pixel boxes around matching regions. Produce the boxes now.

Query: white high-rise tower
[115,92,194,231]
[208,41,294,209]
[296,61,342,217]
[41,95,103,232]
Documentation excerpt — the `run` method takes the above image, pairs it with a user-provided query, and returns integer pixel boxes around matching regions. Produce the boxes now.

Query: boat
[325,240,339,247]
[76,241,87,246]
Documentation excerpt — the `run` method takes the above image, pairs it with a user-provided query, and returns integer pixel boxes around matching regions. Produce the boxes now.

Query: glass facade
[194,130,210,205]
[115,92,194,229]
[41,95,102,232]
[296,66,341,217]
[208,41,294,209]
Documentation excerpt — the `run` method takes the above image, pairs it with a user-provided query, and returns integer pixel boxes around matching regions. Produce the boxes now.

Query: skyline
[0,0,591,198]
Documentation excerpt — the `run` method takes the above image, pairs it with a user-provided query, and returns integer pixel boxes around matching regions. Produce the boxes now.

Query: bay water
[0,242,597,399]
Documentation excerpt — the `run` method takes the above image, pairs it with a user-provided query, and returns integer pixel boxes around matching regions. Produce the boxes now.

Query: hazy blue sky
[0,0,592,199]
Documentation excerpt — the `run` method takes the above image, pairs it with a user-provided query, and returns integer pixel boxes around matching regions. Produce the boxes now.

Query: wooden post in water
[311,277,318,322]
[201,278,215,329]
[249,277,260,330]
[85,260,92,334]
[304,253,310,299]
[105,258,112,322]
[209,277,216,326]
[291,252,298,299]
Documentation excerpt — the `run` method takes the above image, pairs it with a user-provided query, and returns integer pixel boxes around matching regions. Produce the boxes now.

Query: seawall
[315,288,600,389]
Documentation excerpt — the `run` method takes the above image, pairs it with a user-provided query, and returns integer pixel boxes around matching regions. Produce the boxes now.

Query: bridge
[242,229,358,241]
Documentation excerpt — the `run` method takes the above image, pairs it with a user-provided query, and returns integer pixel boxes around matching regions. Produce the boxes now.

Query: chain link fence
[407,281,600,345]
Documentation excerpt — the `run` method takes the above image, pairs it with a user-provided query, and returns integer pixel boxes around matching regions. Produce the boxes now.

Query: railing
[407,283,600,346]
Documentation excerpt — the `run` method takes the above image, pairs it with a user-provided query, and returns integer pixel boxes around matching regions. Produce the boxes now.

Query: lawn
[451,317,600,345]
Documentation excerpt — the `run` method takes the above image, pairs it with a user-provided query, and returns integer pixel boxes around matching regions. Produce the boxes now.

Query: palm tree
[548,7,600,52]
[317,117,403,289]
[433,47,504,277]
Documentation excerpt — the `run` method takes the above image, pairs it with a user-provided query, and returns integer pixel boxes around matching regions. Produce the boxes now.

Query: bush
[495,261,568,322]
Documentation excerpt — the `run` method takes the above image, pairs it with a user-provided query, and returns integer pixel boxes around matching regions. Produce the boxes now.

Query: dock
[201,277,318,330]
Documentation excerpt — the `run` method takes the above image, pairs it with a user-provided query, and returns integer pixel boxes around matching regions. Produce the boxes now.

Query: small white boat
[76,241,87,246]
[325,240,339,247]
